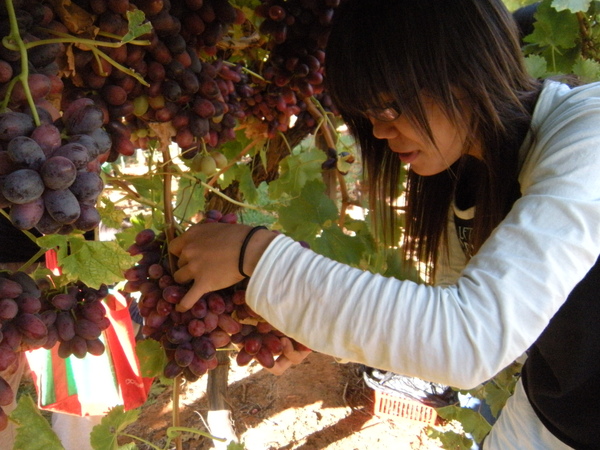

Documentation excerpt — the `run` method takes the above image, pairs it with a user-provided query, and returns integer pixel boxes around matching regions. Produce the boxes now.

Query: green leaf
[524,1,579,50]
[436,405,492,444]
[11,395,65,450]
[524,54,548,78]
[98,197,128,230]
[426,428,473,450]
[128,175,163,206]
[173,176,205,224]
[121,10,153,43]
[227,442,246,450]
[551,0,591,12]
[117,444,137,450]
[268,147,326,199]
[236,164,259,205]
[484,382,513,418]
[312,225,366,266]
[90,406,141,450]
[572,57,600,82]
[277,179,338,241]
[37,235,141,288]
[136,338,168,378]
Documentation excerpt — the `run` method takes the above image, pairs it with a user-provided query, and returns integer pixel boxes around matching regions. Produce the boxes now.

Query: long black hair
[325,0,541,277]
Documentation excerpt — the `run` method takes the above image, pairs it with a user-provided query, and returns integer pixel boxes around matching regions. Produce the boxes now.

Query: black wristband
[238,226,268,278]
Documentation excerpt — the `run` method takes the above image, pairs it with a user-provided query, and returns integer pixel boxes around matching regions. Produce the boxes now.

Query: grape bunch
[0,270,110,430]
[239,0,343,138]
[55,0,250,165]
[0,99,110,234]
[228,288,310,368]
[124,210,309,382]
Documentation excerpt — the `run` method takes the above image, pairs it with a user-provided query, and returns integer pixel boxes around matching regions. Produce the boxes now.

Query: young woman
[170,0,600,448]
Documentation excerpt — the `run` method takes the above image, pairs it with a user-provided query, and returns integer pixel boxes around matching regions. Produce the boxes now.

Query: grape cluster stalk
[124,210,309,382]
[0,270,110,430]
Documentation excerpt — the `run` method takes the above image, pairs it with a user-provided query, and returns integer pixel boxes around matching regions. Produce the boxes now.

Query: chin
[410,165,447,177]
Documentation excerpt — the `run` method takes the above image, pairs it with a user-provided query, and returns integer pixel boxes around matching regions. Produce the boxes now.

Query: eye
[365,103,401,122]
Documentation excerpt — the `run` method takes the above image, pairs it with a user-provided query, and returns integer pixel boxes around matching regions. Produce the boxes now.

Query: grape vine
[1,0,599,448]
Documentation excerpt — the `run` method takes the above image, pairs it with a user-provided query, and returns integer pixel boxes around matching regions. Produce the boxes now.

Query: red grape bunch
[0,98,110,234]
[57,0,250,164]
[124,210,308,382]
[239,0,343,138]
[0,270,110,430]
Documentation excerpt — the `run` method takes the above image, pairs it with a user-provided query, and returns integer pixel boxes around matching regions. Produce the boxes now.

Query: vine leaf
[98,197,129,230]
[524,0,581,73]
[11,395,65,450]
[551,0,591,13]
[90,406,140,450]
[312,225,366,266]
[524,54,548,78]
[572,57,600,82]
[37,234,141,288]
[524,1,579,50]
[277,179,337,241]
[268,147,325,199]
[436,405,492,444]
[135,338,168,378]
[122,10,152,43]
[426,428,473,450]
[173,175,206,224]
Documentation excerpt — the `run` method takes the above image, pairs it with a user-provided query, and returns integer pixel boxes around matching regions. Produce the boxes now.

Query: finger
[281,337,311,364]
[172,264,193,284]
[177,281,208,312]
[280,337,294,355]
[168,233,187,256]
[267,355,294,376]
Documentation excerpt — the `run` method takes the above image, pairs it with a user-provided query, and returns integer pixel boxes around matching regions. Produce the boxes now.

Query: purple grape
[7,136,46,170]
[40,156,78,190]
[1,169,45,204]
[9,197,45,230]
[69,171,104,203]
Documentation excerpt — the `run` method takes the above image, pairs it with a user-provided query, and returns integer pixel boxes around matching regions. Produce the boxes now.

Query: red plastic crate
[373,389,438,426]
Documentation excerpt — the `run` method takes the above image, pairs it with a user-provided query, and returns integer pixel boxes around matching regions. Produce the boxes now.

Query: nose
[370,118,398,140]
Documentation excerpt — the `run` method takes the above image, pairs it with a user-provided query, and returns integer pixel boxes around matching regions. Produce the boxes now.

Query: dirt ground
[121,351,460,450]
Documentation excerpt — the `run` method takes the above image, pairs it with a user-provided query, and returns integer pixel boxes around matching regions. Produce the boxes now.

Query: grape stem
[172,375,183,450]
[0,0,40,124]
[166,426,227,441]
[305,98,352,226]
[27,27,151,86]
[159,143,177,274]
[118,433,163,450]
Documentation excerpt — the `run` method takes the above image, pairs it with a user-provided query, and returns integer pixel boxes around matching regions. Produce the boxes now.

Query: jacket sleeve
[246,86,600,389]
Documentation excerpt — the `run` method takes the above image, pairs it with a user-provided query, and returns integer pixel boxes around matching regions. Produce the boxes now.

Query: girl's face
[367,96,476,176]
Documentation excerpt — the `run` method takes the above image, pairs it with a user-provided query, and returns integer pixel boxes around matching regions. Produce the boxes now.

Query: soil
[121,352,460,450]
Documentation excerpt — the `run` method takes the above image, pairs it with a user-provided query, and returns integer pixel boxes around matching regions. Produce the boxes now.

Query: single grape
[1,169,45,204]
[0,376,14,407]
[40,156,78,190]
[9,197,45,230]
[52,142,91,171]
[7,136,46,170]
[43,189,81,224]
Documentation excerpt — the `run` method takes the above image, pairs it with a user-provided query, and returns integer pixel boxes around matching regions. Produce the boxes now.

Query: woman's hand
[169,222,276,311]
[266,337,312,376]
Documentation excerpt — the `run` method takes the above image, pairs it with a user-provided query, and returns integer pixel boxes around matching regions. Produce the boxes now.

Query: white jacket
[247,80,600,447]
